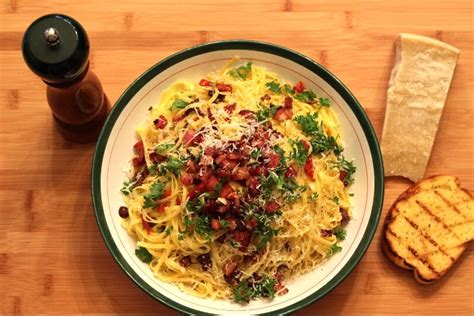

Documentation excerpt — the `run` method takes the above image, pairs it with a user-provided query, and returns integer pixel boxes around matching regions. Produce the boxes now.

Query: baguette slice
[382,175,473,284]
[381,33,460,182]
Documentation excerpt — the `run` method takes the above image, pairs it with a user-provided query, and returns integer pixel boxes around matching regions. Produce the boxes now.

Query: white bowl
[92,40,384,315]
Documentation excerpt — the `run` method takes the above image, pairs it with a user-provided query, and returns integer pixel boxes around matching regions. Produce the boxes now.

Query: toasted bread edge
[381,174,472,284]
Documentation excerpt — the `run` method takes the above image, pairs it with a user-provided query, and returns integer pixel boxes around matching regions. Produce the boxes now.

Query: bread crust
[382,175,472,284]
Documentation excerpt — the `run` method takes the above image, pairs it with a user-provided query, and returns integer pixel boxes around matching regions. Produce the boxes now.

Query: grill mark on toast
[386,227,439,275]
[407,246,439,277]
[415,200,462,241]
[434,190,468,220]
[403,216,455,262]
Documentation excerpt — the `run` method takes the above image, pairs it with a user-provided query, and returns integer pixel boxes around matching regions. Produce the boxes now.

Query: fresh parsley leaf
[254,213,279,250]
[158,157,184,175]
[265,81,281,94]
[195,215,212,241]
[273,145,287,167]
[289,139,310,166]
[256,105,279,122]
[120,179,135,195]
[232,276,277,303]
[328,244,342,256]
[155,143,174,154]
[294,113,320,136]
[143,181,166,208]
[336,156,356,185]
[228,62,252,80]
[283,84,295,95]
[135,247,153,263]
[333,227,347,241]
[295,89,317,103]
[171,99,189,110]
[319,97,330,107]
[165,226,173,235]
[250,148,261,160]
[310,134,343,155]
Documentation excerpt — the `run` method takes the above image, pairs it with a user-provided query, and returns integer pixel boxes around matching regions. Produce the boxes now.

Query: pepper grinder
[22,14,110,143]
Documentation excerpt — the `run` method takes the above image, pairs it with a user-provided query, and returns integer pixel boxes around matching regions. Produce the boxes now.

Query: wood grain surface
[1,0,473,315]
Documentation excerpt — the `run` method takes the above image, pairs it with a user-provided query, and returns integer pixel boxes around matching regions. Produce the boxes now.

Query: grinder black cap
[22,13,89,85]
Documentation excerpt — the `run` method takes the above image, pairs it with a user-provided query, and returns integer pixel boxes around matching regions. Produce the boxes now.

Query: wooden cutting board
[1,0,472,314]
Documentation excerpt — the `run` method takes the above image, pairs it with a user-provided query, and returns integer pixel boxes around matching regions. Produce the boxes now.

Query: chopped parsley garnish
[135,247,153,263]
[319,97,331,107]
[165,226,173,235]
[171,99,189,110]
[336,156,356,185]
[155,143,174,154]
[233,276,277,303]
[294,113,320,136]
[120,179,135,195]
[265,81,281,94]
[228,62,252,80]
[310,192,319,201]
[195,216,212,240]
[333,227,347,240]
[295,89,317,103]
[250,148,261,160]
[283,84,295,95]
[256,105,279,122]
[143,181,166,208]
[158,157,184,175]
[289,139,310,166]
[332,196,340,204]
[294,113,343,155]
[254,213,279,250]
[327,244,342,256]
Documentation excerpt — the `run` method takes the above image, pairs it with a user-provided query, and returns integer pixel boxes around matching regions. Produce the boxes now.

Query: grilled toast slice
[382,175,473,283]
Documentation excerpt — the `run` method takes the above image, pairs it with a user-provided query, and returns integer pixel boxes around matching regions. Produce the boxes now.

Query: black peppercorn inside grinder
[22,13,110,143]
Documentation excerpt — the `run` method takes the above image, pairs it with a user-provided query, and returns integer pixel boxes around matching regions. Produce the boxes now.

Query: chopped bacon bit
[186,160,198,173]
[172,112,184,122]
[302,140,310,151]
[142,216,151,234]
[284,165,297,178]
[197,253,212,271]
[227,152,241,161]
[221,159,238,171]
[216,83,232,92]
[215,154,227,165]
[238,110,256,119]
[199,79,212,87]
[219,183,234,199]
[273,107,293,121]
[179,256,192,267]
[156,203,167,213]
[183,130,203,146]
[227,192,239,200]
[163,188,172,198]
[211,218,221,231]
[181,172,194,186]
[284,96,293,109]
[188,189,198,200]
[266,153,280,169]
[260,94,271,101]
[321,230,332,237]
[176,196,182,205]
[294,81,305,93]
[233,230,251,250]
[245,217,257,230]
[216,168,232,178]
[275,283,289,295]
[149,152,166,164]
[224,103,236,114]
[264,201,279,213]
[304,156,315,180]
[340,208,350,223]
[206,175,219,192]
[154,115,168,129]
[132,157,145,168]
[227,218,238,231]
[246,176,260,193]
[207,108,216,122]
[223,261,238,277]
[232,167,250,181]
[339,170,349,186]
[204,147,216,157]
[133,140,144,154]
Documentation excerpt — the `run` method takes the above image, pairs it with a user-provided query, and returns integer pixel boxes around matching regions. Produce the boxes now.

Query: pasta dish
[117,59,355,302]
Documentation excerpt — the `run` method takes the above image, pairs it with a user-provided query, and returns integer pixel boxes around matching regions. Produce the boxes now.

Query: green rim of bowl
[91,39,384,316]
